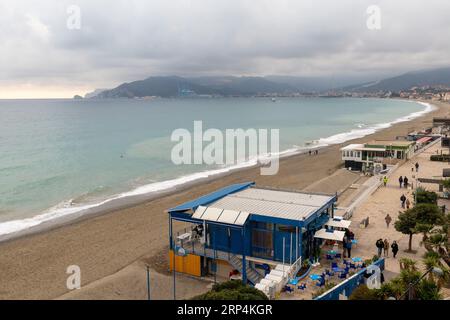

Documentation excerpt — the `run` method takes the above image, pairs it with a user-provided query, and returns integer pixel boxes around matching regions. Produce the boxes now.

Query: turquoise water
[0,97,428,235]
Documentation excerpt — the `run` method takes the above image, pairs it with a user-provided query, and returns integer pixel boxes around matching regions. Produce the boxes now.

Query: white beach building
[341,140,416,172]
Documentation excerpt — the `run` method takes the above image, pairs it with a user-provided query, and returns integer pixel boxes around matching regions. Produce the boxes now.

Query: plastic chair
[339,272,347,279]
[335,253,341,259]
[284,285,294,293]
[325,269,334,276]
[326,254,333,260]
[297,283,307,290]
[331,262,338,269]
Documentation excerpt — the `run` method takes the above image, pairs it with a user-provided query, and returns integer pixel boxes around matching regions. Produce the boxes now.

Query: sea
[0,97,432,236]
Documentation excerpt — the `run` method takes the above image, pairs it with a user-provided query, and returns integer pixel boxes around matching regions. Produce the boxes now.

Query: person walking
[342,236,348,258]
[346,238,352,258]
[403,176,409,189]
[398,176,403,188]
[391,241,399,258]
[385,214,392,228]
[383,239,390,257]
[383,176,388,187]
[405,198,411,210]
[415,162,419,172]
[400,194,407,208]
[376,239,384,257]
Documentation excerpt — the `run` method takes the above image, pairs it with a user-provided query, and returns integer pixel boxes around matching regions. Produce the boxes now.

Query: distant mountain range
[85,67,450,99]
[93,76,299,98]
[343,67,450,92]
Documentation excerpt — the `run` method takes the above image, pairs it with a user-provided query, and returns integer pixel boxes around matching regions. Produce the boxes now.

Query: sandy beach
[0,99,449,300]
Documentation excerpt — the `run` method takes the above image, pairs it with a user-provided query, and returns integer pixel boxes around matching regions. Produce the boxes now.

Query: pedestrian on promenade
[346,239,352,258]
[383,239,390,257]
[385,214,392,228]
[342,236,348,258]
[406,198,411,210]
[398,176,403,188]
[391,241,399,258]
[376,239,384,257]
[403,176,409,188]
[383,176,388,187]
[400,194,407,208]
[415,162,419,172]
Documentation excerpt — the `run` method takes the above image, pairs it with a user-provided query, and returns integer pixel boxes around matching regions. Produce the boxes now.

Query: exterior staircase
[178,241,264,285]
[229,254,263,285]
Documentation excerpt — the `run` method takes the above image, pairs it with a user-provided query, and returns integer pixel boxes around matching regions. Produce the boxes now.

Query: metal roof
[416,136,432,144]
[340,144,364,151]
[167,182,254,213]
[210,187,334,222]
[341,144,385,152]
[192,205,250,226]
[365,140,415,147]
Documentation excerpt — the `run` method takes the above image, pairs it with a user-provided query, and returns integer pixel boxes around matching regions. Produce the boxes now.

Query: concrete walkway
[351,141,448,276]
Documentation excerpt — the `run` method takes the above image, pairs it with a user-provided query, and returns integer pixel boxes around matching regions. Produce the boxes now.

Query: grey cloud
[1,0,450,91]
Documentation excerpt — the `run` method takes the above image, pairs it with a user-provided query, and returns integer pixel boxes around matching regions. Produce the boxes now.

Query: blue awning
[167,182,255,213]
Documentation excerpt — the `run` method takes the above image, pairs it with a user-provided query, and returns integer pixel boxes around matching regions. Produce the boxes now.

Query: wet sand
[0,100,448,299]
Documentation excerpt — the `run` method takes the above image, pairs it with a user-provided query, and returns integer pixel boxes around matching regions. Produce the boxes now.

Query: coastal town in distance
[0,0,449,312]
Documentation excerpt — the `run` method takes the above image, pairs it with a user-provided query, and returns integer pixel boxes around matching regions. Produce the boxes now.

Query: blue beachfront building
[168,182,337,285]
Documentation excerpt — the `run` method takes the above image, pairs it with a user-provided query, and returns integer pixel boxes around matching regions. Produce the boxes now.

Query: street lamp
[399,267,444,300]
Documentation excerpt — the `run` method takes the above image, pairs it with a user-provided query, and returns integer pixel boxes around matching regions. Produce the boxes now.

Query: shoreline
[0,99,448,300]
[0,98,435,242]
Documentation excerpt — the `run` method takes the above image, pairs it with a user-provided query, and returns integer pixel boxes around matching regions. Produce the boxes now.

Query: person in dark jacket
[400,194,407,208]
[376,239,384,257]
[403,176,409,188]
[398,176,403,188]
[391,241,399,258]
[346,239,352,258]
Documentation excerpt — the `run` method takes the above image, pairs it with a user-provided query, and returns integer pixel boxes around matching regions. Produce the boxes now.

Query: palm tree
[399,258,418,272]
[423,252,450,288]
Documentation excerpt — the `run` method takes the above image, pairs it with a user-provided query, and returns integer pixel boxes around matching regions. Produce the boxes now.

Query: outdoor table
[288,278,299,285]
[352,257,362,262]
[177,232,191,241]
[332,267,345,273]
[309,274,321,281]
[327,250,337,255]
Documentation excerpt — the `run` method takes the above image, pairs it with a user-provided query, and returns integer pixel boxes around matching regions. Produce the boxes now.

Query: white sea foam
[0,100,436,237]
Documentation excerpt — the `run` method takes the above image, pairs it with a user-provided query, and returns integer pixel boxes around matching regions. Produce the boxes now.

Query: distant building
[341,140,416,172]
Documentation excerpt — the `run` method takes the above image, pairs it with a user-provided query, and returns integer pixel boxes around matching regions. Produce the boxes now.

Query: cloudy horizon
[1,0,449,98]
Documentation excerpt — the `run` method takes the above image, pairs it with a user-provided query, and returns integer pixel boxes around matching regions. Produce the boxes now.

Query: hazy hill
[88,67,450,98]
[343,67,450,92]
[95,75,298,98]
[95,76,220,98]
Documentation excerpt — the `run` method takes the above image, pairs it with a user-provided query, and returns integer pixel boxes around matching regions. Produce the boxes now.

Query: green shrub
[192,280,268,300]
[416,279,442,300]
[430,154,450,162]
[415,188,438,204]
[349,285,379,300]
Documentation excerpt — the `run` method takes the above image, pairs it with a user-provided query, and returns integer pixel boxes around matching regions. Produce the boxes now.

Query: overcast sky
[1,0,449,98]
